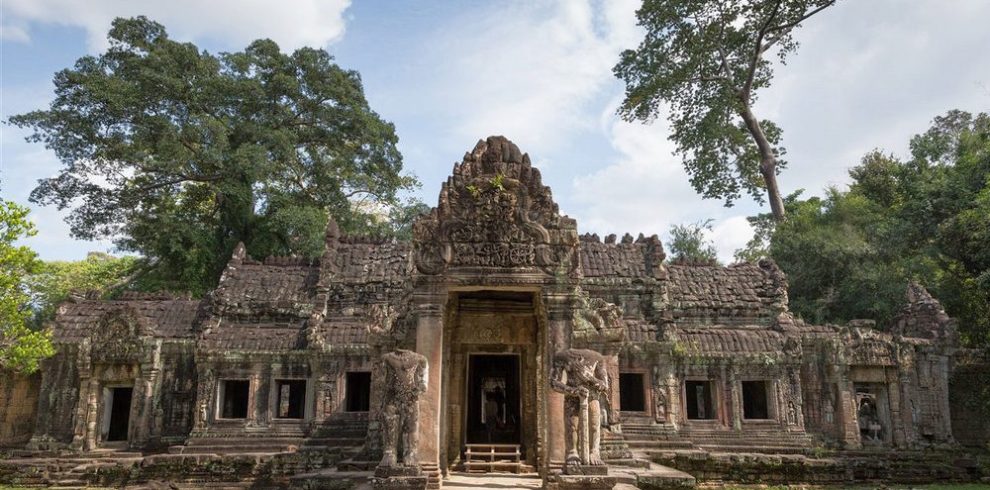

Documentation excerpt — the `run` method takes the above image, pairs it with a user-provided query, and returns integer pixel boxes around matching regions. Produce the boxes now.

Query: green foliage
[0,201,54,373]
[615,0,836,220]
[10,17,418,296]
[752,111,990,345]
[668,219,720,265]
[25,253,140,327]
[489,173,506,192]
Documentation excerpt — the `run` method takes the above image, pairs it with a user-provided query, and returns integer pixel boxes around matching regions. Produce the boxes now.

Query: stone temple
[1,137,986,488]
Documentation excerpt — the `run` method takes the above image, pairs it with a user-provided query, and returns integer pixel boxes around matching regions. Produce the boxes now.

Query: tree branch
[765,1,836,35]
[743,0,782,98]
[137,173,223,192]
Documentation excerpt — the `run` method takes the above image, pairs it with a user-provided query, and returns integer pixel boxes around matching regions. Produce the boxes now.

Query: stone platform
[371,466,428,490]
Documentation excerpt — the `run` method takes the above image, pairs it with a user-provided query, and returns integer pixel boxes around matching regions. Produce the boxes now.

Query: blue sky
[2,0,989,262]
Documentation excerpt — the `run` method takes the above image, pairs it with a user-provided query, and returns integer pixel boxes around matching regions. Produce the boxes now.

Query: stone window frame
[618,370,649,414]
[738,378,776,422]
[344,371,373,413]
[216,378,252,421]
[270,377,311,421]
[681,377,720,423]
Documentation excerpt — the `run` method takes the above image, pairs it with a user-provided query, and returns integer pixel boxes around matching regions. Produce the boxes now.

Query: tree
[668,219,720,265]
[10,17,418,295]
[0,200,54,373]
[26,253,140,327]
[614,0,837,221]
[753,111,990,346]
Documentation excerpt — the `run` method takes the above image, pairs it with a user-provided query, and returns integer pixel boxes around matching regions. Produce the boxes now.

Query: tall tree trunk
[739,103,786,221]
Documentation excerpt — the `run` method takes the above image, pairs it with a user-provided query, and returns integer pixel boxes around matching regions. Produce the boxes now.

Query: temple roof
[666,262,786,325]
[674,326,786,355]
[51,297,200,343]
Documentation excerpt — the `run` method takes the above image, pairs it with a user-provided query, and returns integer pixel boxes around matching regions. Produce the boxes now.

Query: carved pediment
[91,306,148,363]
[413,136,578,276]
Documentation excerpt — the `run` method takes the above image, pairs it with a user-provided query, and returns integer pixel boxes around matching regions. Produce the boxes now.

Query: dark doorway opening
[466,354,520,444]
[742,381,770,419]
[685,380,715,420]
[106,387,133,441]
[221,380,250,419]
[619,373,646,412]
[346,372,371,412]
[276,380,307,419]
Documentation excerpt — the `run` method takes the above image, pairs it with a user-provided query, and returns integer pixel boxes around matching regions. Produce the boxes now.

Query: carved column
[82,378,99,450]
[729,365,741,431]
[414,293,445,475]
[543,290,571,471]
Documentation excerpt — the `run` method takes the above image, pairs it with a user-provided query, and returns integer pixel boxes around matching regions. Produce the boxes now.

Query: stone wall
[950,349,990,447]
[160,344,197,442]
[32,348,81,445]
[0,369,40,447]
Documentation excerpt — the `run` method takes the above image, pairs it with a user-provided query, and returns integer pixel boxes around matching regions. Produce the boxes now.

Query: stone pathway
[442,472,543,489]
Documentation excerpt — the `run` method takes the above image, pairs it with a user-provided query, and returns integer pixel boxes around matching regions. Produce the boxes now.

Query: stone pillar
[887,371,904,447]
[248,365,263,428]
[83,378,99,450]
[603,352,620,428]
[729,366,741,431]
[544,292,570,471]
[837,379,861,449]
[414,294,444,478]
[934,355,953,441]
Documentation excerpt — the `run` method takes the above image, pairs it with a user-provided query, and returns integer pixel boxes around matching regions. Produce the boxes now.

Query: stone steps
[696,444,810,454]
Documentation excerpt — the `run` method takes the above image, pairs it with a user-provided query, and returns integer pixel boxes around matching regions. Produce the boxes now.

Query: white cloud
[0,0,352,51]
[568,0,990,266]
[417,0,641,155]
[709,215,754,264]
[755,0,990,197]
[571,100,755,262]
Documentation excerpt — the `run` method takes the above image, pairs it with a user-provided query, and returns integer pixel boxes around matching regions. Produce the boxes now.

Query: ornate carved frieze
[413,136,579,277]
[91,307,149,364]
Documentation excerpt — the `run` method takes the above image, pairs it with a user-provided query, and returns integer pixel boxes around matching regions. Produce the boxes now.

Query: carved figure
[787,401,798,425]
[379,349,428,468]
[197,400,209,430]
[823,398,834,424]
[652,366,668,423]
[550,349,610,467]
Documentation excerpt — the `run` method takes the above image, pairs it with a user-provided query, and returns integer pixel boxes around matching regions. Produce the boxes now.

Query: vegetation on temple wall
[615,0,837,221]
[0,200,54,373]
[738,110,990,346]
[667,220,720,265]
[25,253,141,327]
[9,17,420,296]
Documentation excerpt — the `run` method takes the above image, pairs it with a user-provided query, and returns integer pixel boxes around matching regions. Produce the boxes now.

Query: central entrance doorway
[441,289,543,474]
[466,354,521,444]
[102,386,133,442]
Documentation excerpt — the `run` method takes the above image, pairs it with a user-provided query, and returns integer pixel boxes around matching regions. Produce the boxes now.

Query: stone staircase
[680,428,814,454]
[169,436,306,454]
[621,421,814,457]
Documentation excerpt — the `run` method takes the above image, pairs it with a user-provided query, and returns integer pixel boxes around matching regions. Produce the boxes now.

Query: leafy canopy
[0,200,54,373]
[26,253,141,328]
[668,220,720,265]
[615,0,836,220]
[747,111,990,346]
[10,17,419,295]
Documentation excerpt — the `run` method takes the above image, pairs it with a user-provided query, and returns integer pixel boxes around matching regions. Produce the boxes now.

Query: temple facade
[6,137,970,486]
